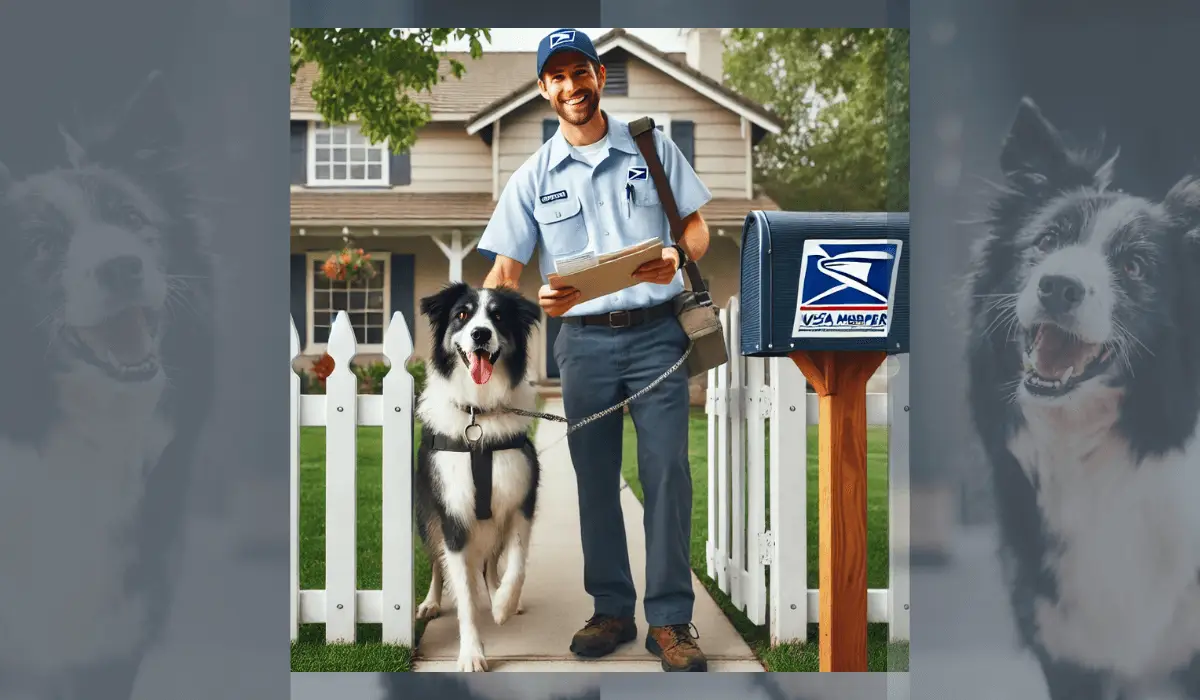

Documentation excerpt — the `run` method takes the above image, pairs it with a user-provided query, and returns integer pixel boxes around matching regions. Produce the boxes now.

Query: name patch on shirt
[627,167,648,182]
[539,189,568,204]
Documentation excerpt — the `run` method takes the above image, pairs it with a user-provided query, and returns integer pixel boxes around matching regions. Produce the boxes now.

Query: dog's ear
[87,70,182,179]
[1001,97,1117,192]
[509,291,543,337]
[1000,97,1074,183]
[1165,175,1200,259]
[59,125,88,168]
[419,282,470,321]
[1165,175,1200,218]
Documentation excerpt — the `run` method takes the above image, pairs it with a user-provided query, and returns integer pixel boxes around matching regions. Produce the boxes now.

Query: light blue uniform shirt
[477,114,713,317]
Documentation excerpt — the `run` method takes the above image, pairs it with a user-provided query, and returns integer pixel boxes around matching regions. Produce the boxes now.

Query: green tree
[290,28,491,154]
[724,28,909,212]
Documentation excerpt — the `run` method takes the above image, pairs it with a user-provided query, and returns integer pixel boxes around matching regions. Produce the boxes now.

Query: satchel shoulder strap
[628,116,712,303]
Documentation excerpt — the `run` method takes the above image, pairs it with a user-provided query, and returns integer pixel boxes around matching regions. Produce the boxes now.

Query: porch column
[431,229,479,283]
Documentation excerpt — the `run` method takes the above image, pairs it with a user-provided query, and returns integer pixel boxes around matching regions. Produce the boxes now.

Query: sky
[428,28,692,53]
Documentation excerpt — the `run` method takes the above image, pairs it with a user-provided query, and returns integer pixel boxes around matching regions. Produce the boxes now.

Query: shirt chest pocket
[533,194,590,258]
[623,178,664,232]
[627,179,661,208]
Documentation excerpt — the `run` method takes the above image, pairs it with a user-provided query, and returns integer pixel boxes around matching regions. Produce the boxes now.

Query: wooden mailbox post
[739,211,909,672]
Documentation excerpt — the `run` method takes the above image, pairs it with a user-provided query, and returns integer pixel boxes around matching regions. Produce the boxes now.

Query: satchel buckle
[608,310,631,328]
[693,290,713,306]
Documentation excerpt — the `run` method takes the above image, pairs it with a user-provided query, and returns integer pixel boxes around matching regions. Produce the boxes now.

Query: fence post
[705,353,719,581]
[888,354,911,641]
[744,356,768,624]
[769,357,808,644]
[728,298,745,610]
[324,311,359,643]
[290,317,301,642]
[381,312,415,645]
[715,307,731,593]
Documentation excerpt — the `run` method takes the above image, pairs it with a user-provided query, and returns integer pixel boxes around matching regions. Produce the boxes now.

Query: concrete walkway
[413,398,762,672]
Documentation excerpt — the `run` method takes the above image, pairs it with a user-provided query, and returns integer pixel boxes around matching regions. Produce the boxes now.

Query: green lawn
[290,408,908,672]
[619,409,908,672]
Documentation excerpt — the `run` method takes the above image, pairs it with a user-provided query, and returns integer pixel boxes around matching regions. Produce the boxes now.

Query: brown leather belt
[563,301,674,328]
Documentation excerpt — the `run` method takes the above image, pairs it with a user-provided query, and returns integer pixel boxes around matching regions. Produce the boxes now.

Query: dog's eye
[456,309,469,321]
[1123,256,1144,279]
[118,205,149,229]
[1035,230,1058,251]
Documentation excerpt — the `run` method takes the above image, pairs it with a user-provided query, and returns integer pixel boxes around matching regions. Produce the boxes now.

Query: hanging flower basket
[322,244,376,284]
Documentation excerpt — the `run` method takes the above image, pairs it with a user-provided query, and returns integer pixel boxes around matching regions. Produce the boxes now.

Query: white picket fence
[290,302,910,648]
[290,309,416,645]
[704,296,911,643]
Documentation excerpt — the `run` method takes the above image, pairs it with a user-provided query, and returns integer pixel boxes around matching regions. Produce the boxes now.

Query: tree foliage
[725,28,909,212]
[290,28,491,154]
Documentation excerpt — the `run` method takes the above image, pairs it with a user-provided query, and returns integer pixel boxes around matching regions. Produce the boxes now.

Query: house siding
[393,122,492,193]
[497,57,750,197]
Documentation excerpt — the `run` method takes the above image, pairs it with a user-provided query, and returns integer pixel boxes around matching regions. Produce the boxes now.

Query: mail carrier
[738,211,909,357]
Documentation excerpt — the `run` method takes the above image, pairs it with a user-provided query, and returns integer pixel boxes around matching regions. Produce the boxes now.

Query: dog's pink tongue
[469,353,493,385]
[1034,325,1085,376]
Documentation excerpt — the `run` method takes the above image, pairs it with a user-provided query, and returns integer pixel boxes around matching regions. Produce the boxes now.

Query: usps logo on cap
[549,30,576,48]
[791,238,902,338]
[627,167,648,182]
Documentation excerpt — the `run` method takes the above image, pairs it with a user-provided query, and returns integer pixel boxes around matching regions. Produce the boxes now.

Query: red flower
[311,353,336,383]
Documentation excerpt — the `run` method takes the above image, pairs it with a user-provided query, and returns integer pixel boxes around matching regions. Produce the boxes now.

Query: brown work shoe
[569,614,637,658]
[645,623,708,672]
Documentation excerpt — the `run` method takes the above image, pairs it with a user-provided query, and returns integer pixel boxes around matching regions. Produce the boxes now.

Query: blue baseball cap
[536,29,600,78]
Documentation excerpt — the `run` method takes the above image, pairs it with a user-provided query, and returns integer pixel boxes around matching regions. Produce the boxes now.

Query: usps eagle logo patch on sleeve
[791,239,902,338]
[549,30,576,48]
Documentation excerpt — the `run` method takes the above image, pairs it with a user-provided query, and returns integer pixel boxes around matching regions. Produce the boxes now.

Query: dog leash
[509,341,693,457]
[461,341,693,458]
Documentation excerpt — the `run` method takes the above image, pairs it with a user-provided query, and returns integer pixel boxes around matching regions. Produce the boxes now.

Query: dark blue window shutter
[389,253,416,340]
[290,254,308,347]
[602,57,628,96]
[672,120,695,168]
[543,119,558,143]
[290,121,308,185]
[389,149,411,186]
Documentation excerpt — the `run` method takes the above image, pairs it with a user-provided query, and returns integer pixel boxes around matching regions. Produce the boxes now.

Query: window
[307,122,389,186]
[610,113,670,140]
[306,252,390,351]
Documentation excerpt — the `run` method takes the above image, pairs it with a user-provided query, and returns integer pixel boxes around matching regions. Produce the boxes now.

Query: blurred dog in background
[0,71,215,699]
[967,97,1200,699]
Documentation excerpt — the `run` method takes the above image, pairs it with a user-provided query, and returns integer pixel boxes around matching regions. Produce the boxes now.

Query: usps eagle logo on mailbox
[791,238,902,338]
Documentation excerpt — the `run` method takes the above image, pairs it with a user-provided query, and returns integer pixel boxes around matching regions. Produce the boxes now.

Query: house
[289,28,787,395]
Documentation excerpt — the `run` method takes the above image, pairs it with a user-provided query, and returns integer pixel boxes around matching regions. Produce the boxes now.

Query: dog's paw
[457,643,489,672]
[491,584,522,625]
[416,600,441,620]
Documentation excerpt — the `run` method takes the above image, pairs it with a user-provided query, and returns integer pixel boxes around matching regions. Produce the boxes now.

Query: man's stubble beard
[553,89,600,127]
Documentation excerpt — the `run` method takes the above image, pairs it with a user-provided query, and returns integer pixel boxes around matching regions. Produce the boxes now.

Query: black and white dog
[0,71,214,699]
[967,97,1200,699]
[414,283,543,672]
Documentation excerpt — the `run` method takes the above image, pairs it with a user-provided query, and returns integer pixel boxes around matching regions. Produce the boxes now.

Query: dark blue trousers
[553,313,695,627]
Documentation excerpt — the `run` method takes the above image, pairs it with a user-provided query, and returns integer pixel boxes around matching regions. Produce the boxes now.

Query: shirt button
[598,201,604,206]
[555,212,562,219]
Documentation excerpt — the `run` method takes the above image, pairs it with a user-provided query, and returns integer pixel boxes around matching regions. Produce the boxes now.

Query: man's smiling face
[538,51,606,126]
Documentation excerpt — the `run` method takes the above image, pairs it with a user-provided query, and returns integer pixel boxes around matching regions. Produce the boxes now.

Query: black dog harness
[422,405,529,521]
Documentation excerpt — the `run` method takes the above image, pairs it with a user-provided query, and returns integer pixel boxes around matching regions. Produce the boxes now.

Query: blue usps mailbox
[738,211,909,357]
[737,210,908,673]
